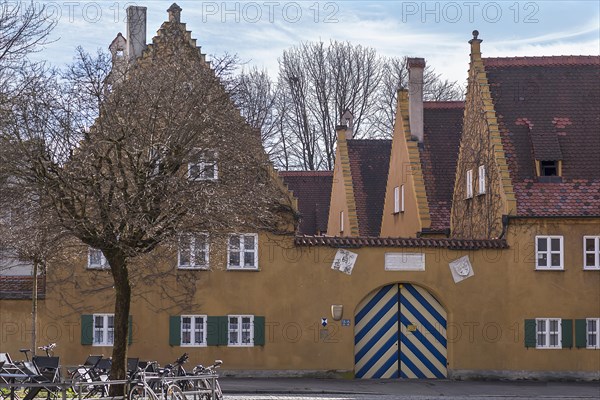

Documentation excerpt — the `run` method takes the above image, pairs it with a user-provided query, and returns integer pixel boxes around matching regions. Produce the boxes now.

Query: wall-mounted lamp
[331,304,343,321]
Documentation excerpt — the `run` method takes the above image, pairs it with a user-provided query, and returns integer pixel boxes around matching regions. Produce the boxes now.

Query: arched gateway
[354,283,447,378]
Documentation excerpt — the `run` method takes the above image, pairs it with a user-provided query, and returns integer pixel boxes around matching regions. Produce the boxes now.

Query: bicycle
[129,362,184,400]
[192,360,223,400]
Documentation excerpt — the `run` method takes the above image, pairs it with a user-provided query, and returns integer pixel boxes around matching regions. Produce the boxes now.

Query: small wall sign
[341,319,351,327]
[321,318,328,327]
[385,252,425,271]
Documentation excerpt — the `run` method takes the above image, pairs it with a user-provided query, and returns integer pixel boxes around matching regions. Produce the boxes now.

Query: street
[220,378,600,399]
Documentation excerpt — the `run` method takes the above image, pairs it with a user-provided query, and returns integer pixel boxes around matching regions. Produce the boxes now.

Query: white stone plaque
[384,253,425,271]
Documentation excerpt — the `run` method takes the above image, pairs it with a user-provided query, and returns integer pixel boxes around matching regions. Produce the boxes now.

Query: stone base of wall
[449,369,600,381]
[219,370,353,379]
[220,369,600,381]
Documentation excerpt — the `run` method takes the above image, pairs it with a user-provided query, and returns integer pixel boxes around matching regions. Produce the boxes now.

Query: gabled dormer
[450,31,516,239]
[326,117,391,237]
[381,59,463,238]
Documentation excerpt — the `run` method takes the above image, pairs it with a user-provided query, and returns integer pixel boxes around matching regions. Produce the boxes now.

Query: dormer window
[540,160,558,176]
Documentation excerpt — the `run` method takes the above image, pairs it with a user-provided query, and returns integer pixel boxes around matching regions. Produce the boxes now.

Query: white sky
[30,1,600,85]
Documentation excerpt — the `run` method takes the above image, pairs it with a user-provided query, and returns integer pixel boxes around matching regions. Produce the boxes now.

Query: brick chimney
[341,109,354,139]
[126,6,147,61]
[407,57,425,143]
[167,3,182,23]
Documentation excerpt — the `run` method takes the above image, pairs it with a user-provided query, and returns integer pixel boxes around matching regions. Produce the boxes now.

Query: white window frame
[93,314,114,346]
[180,315,207,347]
[88,248,108,270]
[583,236,600,270]
[466,169,473,199]
[227,315,254,347]
[178,234,209,269]
[339,211,344,233]
[478,165,486,195]
[586,318,600,349]
[535,318,561,349]
[227,234,258,270]
[535,236,564,270]
[188,149,218,181]
[394,186,405,214]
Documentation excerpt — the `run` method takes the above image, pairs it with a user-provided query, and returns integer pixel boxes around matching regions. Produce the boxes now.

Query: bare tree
[0,0,57,356]
[1,26,294,394]
[230,43,463,170]
[369,56,465,137]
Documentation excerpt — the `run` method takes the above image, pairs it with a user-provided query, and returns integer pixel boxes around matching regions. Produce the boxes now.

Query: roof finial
[167,3,182,23]
[469,29,483,61]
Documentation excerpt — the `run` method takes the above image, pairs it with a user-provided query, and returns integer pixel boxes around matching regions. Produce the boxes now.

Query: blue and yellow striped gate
[354,283,447,379]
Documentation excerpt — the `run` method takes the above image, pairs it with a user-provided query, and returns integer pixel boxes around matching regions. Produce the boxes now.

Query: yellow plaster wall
[2,221,598,376]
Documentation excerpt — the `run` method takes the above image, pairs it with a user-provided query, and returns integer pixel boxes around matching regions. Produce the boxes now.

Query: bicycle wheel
[166,385,185,400]
[129,385,144,400]
[213,379,223,400]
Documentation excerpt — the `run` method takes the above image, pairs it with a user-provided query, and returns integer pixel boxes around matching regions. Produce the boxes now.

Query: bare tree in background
[0,0,57,356]
[230,42,463,170]
[1,24,294,394]
[370,56,464,137]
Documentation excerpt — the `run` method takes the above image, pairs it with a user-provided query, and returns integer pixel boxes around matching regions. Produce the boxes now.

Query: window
[535,236,564,270]
[227,234,258,270]
[188,150,218,181]
[339,211,344,233]
[178,234,209,269]
[536,318,561,349]
[394,186,405,213]
[478,165,486,194]
[93,314,114,346]
[180,315,207,347]
[584,236,600,270]
[466,169,473,199]
[540,160,558,176]
[586,318,600,349]
[88,248,108,269]
[228,315,254,347]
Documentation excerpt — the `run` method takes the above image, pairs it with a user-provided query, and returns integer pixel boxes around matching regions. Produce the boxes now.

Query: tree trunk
[106,251,131,397]
[31,260,38,356]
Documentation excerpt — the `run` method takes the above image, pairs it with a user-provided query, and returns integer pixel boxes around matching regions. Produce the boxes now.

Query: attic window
[540,161,558,176]
[116,50,124,58]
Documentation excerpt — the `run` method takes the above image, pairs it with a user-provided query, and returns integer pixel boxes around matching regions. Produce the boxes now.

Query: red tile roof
[0,275,46,300]
[280,171,333,235]
[420,102,465,230]
[295,235,507,249]
[346,139,392,236]
[484,56,600,217]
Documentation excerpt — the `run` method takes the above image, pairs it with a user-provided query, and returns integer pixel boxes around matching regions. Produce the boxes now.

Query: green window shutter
[524,319,536,348]
[561,319,573,348]
[128,316,133,345]
[575,319,587,348]
[254,316,265,346]
[218,316,228,346]
[169,316,181,346]
[207,316,228,346]
[81,315,93,345]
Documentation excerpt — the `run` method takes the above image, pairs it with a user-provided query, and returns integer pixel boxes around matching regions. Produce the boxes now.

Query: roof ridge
[484,55,600,67]
[424,101,465,109]
[279,171,333,177]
